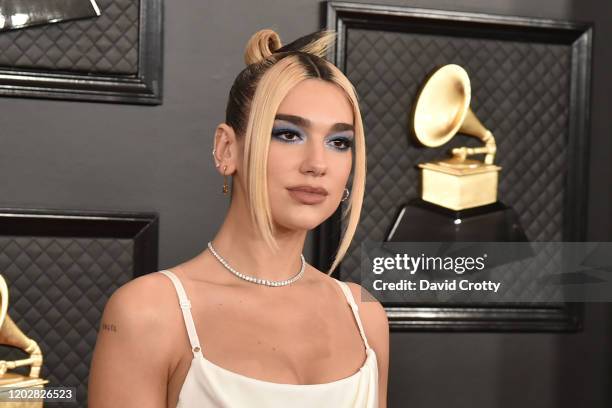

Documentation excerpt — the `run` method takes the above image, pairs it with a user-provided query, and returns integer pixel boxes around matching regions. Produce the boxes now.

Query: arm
[346,282,390,408]
[88,278,172,408]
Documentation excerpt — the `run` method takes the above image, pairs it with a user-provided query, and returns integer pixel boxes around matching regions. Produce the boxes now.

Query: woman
[88,28,389,408]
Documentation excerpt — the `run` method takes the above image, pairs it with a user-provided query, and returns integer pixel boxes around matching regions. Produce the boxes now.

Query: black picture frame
[0,207,158,407]
[0,0,163,105]
[0,207,159,276]
[315,1,592,332]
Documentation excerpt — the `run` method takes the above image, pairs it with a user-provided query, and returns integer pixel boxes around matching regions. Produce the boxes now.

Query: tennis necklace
[207,241,305,287]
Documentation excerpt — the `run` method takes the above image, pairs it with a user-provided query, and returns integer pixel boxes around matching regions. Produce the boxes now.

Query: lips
[287,185,328,205]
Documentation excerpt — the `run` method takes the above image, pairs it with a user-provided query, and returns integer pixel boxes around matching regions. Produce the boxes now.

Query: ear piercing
[341,188,350,202]
[214,147,229,194]
[222,165,229,195]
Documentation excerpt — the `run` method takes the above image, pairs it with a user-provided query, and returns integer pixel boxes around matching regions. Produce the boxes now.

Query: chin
[275,212,327,232]
[270,196,339,231]
[284,219,322,232]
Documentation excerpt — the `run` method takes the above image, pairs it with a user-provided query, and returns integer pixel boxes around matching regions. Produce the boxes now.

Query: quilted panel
[341,29,571,286]
[0,0,139,74]
[0,236,133,407]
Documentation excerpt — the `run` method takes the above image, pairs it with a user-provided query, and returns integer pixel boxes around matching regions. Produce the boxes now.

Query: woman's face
[267,78,354,233]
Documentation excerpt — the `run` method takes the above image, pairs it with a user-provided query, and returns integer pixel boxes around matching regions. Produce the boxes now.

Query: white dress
[160,270,379,408]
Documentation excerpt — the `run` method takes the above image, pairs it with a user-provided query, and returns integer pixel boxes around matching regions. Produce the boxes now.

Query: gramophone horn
[0,274,46,382]
[0,275,8,331]
[0,275,32,351]
[413,64,471,147]
[412,64,496,164]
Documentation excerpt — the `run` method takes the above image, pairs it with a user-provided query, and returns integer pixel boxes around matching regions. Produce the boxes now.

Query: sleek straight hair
[225,29,366,275]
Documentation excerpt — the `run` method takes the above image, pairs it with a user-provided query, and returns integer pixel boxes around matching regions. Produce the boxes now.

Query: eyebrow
[274,114,354,133]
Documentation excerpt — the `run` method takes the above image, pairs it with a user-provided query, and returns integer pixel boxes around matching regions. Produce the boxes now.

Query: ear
[212,123,241,175]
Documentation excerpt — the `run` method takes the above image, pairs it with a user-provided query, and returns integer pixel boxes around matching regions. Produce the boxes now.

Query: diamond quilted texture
[0,236,133,407]
[340,29,571,300]
[0,0,139,74]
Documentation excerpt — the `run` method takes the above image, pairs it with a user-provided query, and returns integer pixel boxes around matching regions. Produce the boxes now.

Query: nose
[300,139,327,176]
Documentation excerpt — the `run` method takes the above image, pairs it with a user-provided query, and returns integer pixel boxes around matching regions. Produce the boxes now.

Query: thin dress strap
[334,279,370,350]
[159,270,203,357]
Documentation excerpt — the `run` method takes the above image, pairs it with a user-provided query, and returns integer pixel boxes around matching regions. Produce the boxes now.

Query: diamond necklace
[207,241,305,287]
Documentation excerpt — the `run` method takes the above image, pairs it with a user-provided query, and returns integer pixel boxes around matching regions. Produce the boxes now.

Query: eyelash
[271,129,353,151]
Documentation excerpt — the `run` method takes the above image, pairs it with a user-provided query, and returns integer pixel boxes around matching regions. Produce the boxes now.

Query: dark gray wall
[1,0,610,407]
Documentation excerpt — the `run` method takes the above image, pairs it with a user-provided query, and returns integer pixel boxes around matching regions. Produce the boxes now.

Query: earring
[341,187,350,202]
[222,165,229,195]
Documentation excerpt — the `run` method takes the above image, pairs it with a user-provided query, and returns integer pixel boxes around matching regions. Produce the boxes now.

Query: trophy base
[0,375,48,408]
[419,162,501,210]
[386,198,528,242]
[0,375,48,387]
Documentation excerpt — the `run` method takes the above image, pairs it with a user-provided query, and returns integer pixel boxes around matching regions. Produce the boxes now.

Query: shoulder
[302,267,389,341]
[99,271,182,355]
[88,271,182,406]
[105,271,178,323]
[343,281,389,343]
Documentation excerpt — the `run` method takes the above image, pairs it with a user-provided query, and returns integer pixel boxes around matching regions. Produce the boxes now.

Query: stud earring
[341,187,350,202]
[222,165,229,195]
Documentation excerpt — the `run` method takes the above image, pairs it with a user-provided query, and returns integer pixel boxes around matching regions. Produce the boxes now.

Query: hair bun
[244,29,282,65]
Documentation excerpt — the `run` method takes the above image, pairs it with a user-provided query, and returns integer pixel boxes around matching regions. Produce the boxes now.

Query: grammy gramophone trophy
[387,64,528,242]
[0,274,48,408]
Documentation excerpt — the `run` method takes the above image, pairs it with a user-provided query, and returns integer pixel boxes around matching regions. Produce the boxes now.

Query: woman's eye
[331,138,353,150]
[272,130,302,143]
[282,132,298,140]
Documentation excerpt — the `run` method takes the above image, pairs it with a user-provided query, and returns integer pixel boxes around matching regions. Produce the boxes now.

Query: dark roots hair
[225,29,337,137]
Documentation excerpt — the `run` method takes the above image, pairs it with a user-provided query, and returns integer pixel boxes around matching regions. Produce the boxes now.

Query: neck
[208,190,308,283]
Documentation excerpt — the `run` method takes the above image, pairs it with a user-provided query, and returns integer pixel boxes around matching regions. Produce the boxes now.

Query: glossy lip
[286,185,329,195]
[286,186,328,205]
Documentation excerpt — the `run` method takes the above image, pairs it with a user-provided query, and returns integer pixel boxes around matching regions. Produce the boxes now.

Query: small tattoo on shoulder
[102,323,117,333]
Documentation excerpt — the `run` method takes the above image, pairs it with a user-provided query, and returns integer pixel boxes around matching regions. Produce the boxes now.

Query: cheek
[336,154,353,184]
[266,147,298,188]
[267,146,291,168]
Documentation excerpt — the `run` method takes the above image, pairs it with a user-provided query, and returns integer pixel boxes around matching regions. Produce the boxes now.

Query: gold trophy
[386,63,528,243]
[0,274,48,408]
[413,64,501,211]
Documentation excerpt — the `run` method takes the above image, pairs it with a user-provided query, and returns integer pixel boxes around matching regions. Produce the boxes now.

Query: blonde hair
[225,29,366,275]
